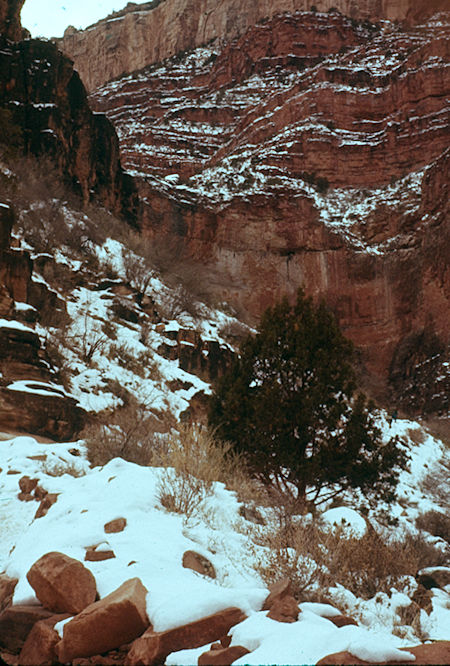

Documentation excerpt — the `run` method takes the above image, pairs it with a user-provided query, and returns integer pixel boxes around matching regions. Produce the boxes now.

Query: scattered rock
[327,614,358,628]
[85,547,116,562]
[267,595,299,623]
[0,604,54,653]
[55,578,149,663]
[182,550,216,579]
[18,492,34,502]
[104,518,127,533]
[0,575,18,613]
[27,551,97,614]
[34,493,58,518]
[18,613,70,666]
[198,645,250,665]
[316,640,450,665]
[34,485,48,500]
[126,607,246,666]
[262,578,292,611]
[18,476,39,494]
[417,567,450,590]
[239,504,265,525]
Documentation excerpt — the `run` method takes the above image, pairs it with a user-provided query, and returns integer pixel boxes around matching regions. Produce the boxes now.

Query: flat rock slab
[327,614,358,628]
[316,641,450,665]
[198,645,250,665]
[56,577,149,663]
[27,551,97,614]
[19,613,70,666]
[182,550,216,578]
[0,605,54,653]
[126,607,246,666]
[104,518,127,533]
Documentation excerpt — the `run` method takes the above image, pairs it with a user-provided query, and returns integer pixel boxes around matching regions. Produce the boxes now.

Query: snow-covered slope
[1,415,449,663]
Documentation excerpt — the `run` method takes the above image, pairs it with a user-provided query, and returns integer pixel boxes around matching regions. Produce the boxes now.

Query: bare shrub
[155,425,252,517]
[157,469,210,518]
[419,455,450,507]
[82,399,162,467]
[122,247,153,295]
[219,320,251,344]
[416,510,450,543]
[253,514,447,600]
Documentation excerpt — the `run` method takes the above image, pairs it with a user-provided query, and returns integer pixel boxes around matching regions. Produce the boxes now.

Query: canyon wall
[89,9,449,402]
[57,0,449,91]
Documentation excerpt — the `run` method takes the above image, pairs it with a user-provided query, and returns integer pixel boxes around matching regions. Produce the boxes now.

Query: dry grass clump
[253,515,447,600]
[156,425,254,517]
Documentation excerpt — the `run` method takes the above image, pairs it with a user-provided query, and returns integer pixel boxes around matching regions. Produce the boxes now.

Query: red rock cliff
[57,0,449,92]
[89,10,449,405]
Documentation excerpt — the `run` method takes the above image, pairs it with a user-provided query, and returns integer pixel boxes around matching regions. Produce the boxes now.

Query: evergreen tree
[209,289,405,507]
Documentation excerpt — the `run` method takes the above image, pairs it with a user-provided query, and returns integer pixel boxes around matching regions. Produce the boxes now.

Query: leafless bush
[155,425,252,517]
[253,513,447,600]
[82,399,163,467]
[122,247,153,295]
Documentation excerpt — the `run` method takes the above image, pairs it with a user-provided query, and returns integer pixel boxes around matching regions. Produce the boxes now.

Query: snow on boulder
[125,607,246,666]
[55,577,149,662]
[317,641,450,665]
[182,550,216,578]
[321,508,367,538]
[198,644,251,665]
[26,551,97,614]
[417,567,450,590]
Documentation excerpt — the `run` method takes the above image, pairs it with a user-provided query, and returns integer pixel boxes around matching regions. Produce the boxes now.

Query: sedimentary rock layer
[57,0,449,91]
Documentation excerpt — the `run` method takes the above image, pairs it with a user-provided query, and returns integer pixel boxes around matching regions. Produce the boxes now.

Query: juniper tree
[209,289,405,508]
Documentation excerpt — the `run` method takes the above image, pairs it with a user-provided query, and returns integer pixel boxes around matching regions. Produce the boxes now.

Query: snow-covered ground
[1,414,449,664]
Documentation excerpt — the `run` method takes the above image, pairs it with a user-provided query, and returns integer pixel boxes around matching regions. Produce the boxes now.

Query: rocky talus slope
[89,9,450,408]
[57,0,449,92]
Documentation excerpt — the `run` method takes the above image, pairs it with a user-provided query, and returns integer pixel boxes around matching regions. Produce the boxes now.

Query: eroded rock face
[27,551,97,614]
[57,0,448,92]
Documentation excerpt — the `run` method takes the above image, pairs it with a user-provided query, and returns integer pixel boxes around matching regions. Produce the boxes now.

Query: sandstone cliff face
[57,0,449,92]
[89,9,449,401]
